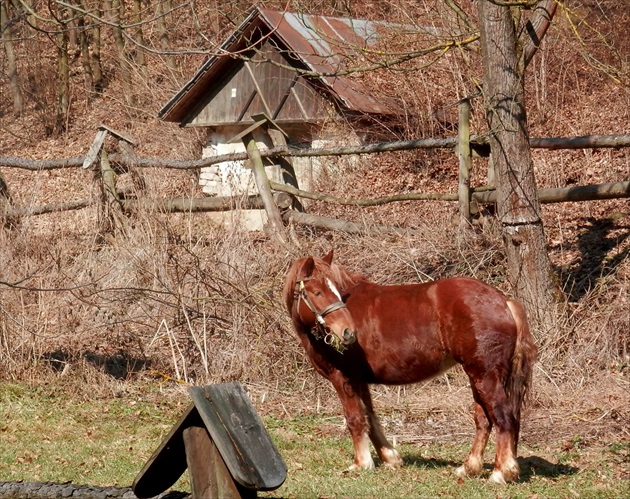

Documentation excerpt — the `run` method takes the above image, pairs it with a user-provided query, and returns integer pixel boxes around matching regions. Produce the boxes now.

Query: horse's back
[344,276,518,381]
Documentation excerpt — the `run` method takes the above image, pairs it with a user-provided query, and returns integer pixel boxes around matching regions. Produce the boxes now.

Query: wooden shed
[159,7,403,228]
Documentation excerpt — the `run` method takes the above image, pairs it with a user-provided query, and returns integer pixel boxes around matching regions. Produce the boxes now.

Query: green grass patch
[1,383,628,498]
[260,415,629,498]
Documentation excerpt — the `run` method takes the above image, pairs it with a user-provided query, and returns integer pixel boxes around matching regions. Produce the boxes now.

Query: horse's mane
[283,255,366,313]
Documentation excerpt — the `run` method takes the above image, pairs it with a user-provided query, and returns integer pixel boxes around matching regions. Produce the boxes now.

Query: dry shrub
[2,178,627,392]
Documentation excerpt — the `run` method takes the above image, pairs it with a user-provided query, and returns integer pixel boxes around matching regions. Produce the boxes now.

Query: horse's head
[288,251,357,352]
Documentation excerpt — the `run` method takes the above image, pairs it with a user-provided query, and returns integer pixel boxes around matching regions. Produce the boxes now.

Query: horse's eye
[314,290,323,297]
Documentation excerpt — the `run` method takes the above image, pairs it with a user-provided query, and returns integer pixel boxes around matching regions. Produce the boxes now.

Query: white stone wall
[199,129,286,196]
[197,124,360,230]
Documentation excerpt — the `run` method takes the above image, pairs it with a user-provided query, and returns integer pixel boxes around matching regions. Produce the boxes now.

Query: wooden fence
[1,122,629,243]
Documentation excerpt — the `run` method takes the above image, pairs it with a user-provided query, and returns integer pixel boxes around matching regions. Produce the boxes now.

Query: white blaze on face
[325,278,343,301]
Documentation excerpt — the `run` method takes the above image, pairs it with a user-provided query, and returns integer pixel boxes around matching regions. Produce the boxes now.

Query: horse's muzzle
[343,328,357,346]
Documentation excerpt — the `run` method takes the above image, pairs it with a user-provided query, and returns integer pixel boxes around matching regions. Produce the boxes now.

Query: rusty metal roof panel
[159,8,400,123]
[257,9,397,115]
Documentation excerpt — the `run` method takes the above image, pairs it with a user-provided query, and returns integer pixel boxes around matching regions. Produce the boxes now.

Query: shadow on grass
[43,349,149,379]
[398,453,460,470]
[398,453,578,482]
[518,455,579,481]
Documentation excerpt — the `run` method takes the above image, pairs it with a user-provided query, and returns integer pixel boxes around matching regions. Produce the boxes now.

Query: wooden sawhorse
[133,382,286,498]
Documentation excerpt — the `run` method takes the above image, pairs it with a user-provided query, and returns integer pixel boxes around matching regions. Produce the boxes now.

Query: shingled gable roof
[158,7,401,124]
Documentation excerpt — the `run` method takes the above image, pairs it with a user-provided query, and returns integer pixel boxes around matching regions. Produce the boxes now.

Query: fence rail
[2,134,630,172]
[1,130,629,238]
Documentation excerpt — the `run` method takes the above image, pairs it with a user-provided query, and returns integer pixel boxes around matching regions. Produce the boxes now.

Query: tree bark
[1,0,24,115]
[105,0,134,106]
[478,1,563,332]
[54,4,70,134]
[155,0,177,74]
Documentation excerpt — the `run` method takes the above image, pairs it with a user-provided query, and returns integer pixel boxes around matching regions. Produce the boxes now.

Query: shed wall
[187,42,332,127]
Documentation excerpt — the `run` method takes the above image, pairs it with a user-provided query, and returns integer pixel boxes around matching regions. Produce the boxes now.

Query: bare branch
[522,0,558,68]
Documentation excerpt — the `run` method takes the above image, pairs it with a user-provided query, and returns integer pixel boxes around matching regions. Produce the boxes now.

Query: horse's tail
[506,300,537,429]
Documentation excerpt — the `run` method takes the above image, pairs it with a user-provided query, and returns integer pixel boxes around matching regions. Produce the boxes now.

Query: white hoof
[381,448,403,468]
[489,470,507,484]
[455,457,482,478]
[345,460,375,473]
[455,465,467,478]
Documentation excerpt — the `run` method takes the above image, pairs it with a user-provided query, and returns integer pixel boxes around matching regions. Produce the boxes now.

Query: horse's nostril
[343,329,356,345]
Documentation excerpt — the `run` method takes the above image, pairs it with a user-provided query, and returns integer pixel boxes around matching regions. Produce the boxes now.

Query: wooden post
[266,128,303,212]
[245,136,290,249]
[183,426,256,499]
[99,149,122,232]
[0,170,16,228]
[458,99,472,223]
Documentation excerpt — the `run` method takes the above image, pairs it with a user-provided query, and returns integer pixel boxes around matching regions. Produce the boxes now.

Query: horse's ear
[300,256,315,279]
[322,249,334,265]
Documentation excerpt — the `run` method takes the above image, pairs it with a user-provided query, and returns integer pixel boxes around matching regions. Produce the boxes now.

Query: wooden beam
[458,99,472,223]
[82,128,108,169]
[183,426,255,499]
[4,134,630,171]
[122,192,292,213]
[188,384,287,491]
[472,180,630,205]
[244,61,274,118]
[245,136,291,249]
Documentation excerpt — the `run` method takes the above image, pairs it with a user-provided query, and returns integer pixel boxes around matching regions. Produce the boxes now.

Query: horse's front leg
[329,373,375,470]
[358,384,403,469]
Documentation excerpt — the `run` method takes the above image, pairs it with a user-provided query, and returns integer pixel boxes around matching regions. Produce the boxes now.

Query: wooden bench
[133,382,286,498]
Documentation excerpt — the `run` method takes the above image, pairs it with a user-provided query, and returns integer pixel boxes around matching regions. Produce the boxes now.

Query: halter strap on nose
[318,301,347,317]
[295,279,347,325]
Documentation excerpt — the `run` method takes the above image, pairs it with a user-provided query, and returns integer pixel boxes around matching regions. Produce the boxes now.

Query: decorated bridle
[294,276,348,349]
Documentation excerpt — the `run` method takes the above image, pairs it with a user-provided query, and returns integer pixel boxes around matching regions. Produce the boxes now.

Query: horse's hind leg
[468,373,520,483]
[456,401,492,478]
[358,385,403,468]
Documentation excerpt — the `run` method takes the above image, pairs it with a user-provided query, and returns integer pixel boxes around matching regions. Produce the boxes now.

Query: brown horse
[283,250,537,484]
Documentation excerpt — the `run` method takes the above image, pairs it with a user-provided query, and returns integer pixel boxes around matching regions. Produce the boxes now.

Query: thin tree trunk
[55,4,70,134]
[91,1,104,92]
[477,1,563,332]
[75,0,94,98]
[105,0,134,106]
[1,0,24,115]
[155,0,177,73]
[131,0,147,72]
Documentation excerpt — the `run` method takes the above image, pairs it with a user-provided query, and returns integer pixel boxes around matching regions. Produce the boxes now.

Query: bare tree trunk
[131,0,147,73]
[91,1,105,92]
[1,0,24,115]
[75,0,94,98]
[477,1,563,332]
[55,5,70,134]
[155,0,177,73]
[105,0,135,106]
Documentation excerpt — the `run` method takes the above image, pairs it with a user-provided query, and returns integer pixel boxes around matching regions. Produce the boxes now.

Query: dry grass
[1,193,627,383]
[0,2,628,476]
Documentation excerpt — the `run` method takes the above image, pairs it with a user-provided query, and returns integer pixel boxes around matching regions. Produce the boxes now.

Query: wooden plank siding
[187,41,330,127]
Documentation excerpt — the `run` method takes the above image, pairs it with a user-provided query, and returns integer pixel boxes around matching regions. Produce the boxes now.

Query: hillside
[0,1,628,385]
[0,4,629,495]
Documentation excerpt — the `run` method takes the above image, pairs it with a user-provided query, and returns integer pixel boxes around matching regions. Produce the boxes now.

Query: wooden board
[183,426,256,499]
[82,129,108,169]
[189,383,287,491]
[132,403,203,499]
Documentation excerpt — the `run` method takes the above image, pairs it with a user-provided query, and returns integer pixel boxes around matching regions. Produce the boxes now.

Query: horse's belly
[367,351,457,385]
